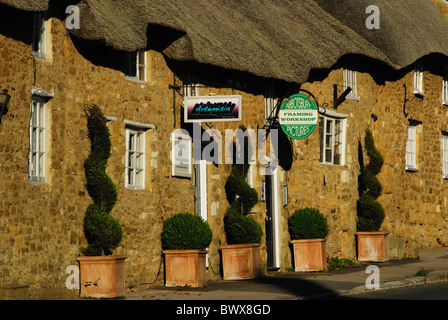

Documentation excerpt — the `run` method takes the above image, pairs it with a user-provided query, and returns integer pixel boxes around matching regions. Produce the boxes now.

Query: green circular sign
[278,93,318,140]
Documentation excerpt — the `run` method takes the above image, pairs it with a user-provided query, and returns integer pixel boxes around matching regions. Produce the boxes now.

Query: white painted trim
[124,119,155,130]
[199,159,207,222]
[270,167,280,269]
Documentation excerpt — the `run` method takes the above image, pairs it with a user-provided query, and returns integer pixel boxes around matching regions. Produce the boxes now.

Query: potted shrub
[288,207,329,271]
[162,212,213,287]
[77,105,126,298]
[219,151,263,280]
[356,128,389,262]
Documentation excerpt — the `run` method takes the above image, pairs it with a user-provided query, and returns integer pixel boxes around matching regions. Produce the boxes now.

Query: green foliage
[224,208,263,244]
[327,256,357,270]
[223,130,262,244]
[161,212,213,250]
[288,207,329,240]
[357,128,386,232]
[82,104,122,256]
[415,267,429,277]
[82,204,123,256]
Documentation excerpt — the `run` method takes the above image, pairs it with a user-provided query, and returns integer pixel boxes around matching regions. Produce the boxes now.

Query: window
[319,114,347,165]
[406,122,420,171]
[264,83,277,121]
[33,13,47,59]
[125,129,145,189]
[343,68,358,100]
[29,101,46,182]
[442,72,448,106]
[442,133,448,179]
[182,75,198,97]
[414,60,424,96]
[126,51,146,81]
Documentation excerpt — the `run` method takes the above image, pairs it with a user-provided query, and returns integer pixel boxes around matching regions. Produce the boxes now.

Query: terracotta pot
[219,243,261,280]
[356,231,390,262]
[77,255,127,298]
[291,239,327,272]
[163,249,208,287]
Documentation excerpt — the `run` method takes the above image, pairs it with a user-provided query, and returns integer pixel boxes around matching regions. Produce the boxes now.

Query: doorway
[265,168,280,270]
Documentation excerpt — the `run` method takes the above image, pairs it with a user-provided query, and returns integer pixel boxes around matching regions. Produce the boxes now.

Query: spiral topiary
[82,105,122,256]
[224,130,262,244]
[356,128,385,232]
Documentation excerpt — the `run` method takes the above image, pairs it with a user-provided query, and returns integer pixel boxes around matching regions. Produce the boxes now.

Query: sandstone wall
[0,13,447,299]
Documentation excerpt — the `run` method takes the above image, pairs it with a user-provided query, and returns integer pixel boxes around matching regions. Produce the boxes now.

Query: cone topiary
[82,105,122,256]
[356,128,385,232]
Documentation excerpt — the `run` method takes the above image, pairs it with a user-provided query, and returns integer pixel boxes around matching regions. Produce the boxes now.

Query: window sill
[346,96,360,102]
[125,76,146,83]
[442,100,448,107]
[28,177,46,183]
[125,185,145,191]
[414,90,426,98]
[32,52,47,60]
[319,162,347,168]
[405,166,419,172]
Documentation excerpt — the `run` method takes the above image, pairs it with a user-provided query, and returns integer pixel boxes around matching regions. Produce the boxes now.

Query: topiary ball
[288,207,329,240]
[82,203,123,256]
[224,208,263,244]
[161,212,213,250]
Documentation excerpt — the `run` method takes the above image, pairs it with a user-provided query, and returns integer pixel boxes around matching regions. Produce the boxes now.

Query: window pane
[128,168,134,185]
[326,119,333,134]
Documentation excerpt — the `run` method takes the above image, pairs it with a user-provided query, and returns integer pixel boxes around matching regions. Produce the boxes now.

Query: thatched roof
[0,0,48,12]
[2,0,448,84]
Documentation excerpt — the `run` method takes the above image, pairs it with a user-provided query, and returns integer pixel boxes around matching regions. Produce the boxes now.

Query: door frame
[266,167,280,270]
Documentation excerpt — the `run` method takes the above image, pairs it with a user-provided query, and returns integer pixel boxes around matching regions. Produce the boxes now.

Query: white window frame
[343,68,358,100]
[32,13,47,59]
[319,111,347,166]
[264,83,277,121]
[125,128,145,189]
[29,100,46,182]
[126,51,146,82]
[183,75,198,97]
[414,60,425,97]
[406,123,419,171]
[442,72,448,106]
[442,133,448,179]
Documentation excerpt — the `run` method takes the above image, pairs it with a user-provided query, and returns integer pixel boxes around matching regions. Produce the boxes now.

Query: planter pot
[356,231,390,262]
[219,243,261,280]
[77,255,127,298]
[291,239,327,272]
[163,249,208,287]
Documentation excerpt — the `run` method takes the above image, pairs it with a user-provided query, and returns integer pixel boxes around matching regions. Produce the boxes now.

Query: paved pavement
[125,247,448,300]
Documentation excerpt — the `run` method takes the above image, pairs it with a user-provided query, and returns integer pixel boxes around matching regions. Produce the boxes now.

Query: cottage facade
[1,0,448,298]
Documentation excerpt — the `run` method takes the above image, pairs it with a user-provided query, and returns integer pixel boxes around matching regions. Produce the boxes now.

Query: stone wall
[0,12,448,299]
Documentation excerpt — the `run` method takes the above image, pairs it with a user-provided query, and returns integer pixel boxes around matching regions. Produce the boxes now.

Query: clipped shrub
[162,212,213,250]
[223,130,262,245]
[288,207,329,240]
[82,105,122,256]
[224,208,263,244]
[357,128,385,231]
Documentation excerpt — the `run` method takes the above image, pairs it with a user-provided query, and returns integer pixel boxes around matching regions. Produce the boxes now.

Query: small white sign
[171,132,192,178]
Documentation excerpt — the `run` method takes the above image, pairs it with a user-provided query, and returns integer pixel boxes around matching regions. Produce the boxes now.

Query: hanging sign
[184,95,242,123]
[278,93,318,140]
